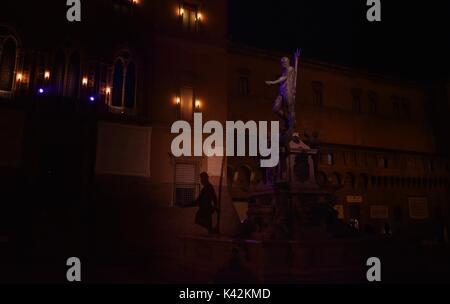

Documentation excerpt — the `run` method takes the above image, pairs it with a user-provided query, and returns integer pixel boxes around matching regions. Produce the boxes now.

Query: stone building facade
[0,0,449,259]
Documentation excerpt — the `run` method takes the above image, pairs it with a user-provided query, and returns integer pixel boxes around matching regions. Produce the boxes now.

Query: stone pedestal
[248,138,337,240]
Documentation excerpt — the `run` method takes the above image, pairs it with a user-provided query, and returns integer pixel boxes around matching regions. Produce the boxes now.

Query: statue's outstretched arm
[266,75,287,85]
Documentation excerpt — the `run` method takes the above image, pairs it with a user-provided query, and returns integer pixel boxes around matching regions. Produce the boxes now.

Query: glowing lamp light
[16,73,23,83]
[89,96,95,102]
[179,8,184,16]
[196,13,202,21]
[176,96,181,105]
[106,87,111,95]
[38,88,44,94]
[44,71,50,80]
[82,77,88,87]
[195,100,201,110]
[132,0,140,4]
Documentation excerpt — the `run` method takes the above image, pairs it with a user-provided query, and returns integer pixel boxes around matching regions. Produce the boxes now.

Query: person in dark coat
[194,172,219,234]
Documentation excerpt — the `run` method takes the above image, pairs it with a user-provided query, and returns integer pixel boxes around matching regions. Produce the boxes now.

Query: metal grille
[174,163,197,207]
[175,188,195,208]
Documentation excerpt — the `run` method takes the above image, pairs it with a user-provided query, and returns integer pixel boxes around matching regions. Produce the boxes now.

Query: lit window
[111,57,137,111]
[66,52,81,98]
[179,86,194,121]
[124,62,136,109]
[112,60,124,107]
[180,3,199,33]
[52,50,66,96]
[113,0,138,12]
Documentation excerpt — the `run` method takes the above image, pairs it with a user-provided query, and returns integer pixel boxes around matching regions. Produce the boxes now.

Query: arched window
[52,50,66,96]
[124,61,136,108]
[0,38,17,91]
[395,177,401,187]
[378,157,388,169]
[66,52,80,98]
[327,153,334,165]
[330,172,341,187]
[377,176,382,187]
[317,171,328,186]
[358,174,369,190]
[344,172,355,189]
[371,176,377,187]
[112,60,124,107]
[312,81,324,107]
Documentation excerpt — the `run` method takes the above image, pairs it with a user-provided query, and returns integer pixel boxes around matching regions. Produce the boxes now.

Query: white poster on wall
[95,122,152,177]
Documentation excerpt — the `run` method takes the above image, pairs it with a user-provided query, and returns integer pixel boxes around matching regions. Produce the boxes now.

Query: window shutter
[175,163,197,207]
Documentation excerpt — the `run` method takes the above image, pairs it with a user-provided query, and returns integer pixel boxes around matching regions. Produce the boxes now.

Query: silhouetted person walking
[194,172,219,234]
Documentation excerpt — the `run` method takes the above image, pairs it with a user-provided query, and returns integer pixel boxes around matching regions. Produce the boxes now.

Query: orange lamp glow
[16,73,23,83]
[44,71,50,80]
[176,96,181,105]
[82,77,88,86]
[106,87,111,95]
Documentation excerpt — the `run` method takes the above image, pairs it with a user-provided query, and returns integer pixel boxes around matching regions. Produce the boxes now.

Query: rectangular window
[425,159,434,172]
[378,157,388,169]
[312,82,324,107]
[392,97,401,118]
[327,153,334,166]
[402,99,411,120]
[181,3,198,33]
[238,76,250,96]
[174,162,198,207]
[351,89,362,113]
[368,92,377,114]
[180,86,194,121]
[352,95,361,113]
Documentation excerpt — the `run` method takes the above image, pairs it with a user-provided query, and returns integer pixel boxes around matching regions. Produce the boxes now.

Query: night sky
[228,0,450,81]
[2,1,448,81]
